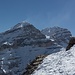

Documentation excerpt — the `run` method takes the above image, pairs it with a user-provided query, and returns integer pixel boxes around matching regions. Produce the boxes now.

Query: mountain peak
[12,21,32,29]
[21,21,32,26]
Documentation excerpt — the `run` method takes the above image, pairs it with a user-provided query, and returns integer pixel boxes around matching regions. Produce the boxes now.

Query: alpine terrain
[0,21,72,75]
[32,45,75,75]
[41,27,72,47]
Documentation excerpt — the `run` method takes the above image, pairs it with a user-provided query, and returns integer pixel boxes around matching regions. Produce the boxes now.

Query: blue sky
[0,0,75,35]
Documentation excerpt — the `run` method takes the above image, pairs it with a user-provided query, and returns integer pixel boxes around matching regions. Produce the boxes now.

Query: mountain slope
[0,22,51,50]
[41,26,72,47]
[0,22,72,75]
[32,45,75,75]
[0,44,62,75]
[0,21,46,46]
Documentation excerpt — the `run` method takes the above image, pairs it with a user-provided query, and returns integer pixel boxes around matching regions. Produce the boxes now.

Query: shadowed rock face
[66,37,75,51]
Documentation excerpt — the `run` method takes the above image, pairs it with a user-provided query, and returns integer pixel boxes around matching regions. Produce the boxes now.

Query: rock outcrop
[66,37,75,51]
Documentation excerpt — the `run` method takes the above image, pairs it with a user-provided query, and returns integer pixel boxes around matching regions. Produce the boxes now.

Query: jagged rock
[66,37,75,51]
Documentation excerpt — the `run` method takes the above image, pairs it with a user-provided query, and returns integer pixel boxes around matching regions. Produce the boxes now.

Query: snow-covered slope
[41,26,72,47]
[32,45,75,75]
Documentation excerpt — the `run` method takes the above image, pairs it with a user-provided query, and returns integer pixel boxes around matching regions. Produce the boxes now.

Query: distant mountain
[0,22,61,75]
[0,22,54,50]
[0,21,45,46]
[0,22,72,75]
[41,26,72,47]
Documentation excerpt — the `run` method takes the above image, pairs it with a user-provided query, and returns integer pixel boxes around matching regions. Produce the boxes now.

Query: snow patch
[3,42,12,45]
[48,30,50,32]
[50,39,54,41]
[45,35,50,39]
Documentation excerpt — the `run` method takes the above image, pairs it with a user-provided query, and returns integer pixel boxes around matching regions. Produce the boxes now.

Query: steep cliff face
[41,26,72,47]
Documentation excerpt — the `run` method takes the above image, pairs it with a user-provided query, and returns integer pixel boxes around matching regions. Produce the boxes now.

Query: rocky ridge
[41,26,72,47]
